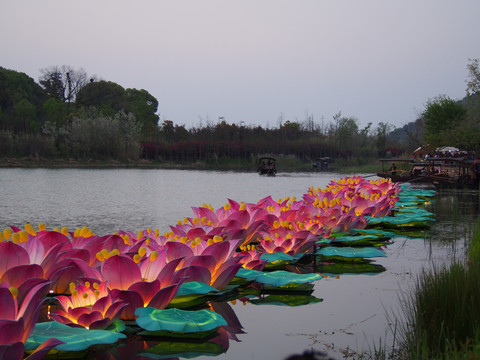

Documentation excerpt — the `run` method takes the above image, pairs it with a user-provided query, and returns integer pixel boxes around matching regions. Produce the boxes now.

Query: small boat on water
[257,157,277,176]
[313,157,330,170]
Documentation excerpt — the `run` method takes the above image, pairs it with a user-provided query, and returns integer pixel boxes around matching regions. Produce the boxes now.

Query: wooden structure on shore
[378,157,479,190]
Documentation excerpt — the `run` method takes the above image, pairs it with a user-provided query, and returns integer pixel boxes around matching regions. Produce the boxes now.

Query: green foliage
[76,80,128,116]
[422,95,467,146]
[468,215,480,264]
[376,122,395,156]
[0,66,47,132]
[43,98,67,127]
[66,109,141,159]
[0,66,409,163]
[400,216,480,359]
[125,88,159,131]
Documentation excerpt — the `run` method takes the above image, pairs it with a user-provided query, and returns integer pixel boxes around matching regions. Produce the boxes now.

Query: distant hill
[387,117,424,152]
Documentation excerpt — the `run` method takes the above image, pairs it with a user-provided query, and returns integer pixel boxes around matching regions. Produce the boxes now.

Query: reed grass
[398,216,480,359]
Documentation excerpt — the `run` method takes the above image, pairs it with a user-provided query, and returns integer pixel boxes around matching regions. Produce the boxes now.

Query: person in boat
[257,159,267,172]
[388,163,397,176]
[267,159,276,173]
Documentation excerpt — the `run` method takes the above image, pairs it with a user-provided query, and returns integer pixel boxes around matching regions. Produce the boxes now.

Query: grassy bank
[398,214,480,359]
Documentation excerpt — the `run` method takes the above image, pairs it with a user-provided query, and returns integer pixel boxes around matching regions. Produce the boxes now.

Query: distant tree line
[1,60,479,164]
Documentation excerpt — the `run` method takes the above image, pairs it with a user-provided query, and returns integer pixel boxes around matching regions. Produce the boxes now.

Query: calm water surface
[0,169,478,359]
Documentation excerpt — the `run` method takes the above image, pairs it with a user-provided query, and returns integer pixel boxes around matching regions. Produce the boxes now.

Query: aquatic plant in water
[0,176,421,358]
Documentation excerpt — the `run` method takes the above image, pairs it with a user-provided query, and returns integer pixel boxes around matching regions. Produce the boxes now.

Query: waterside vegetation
[397,212,480,359]
[2,59,479,170]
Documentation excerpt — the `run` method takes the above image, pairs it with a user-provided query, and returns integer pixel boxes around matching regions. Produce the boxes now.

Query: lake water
[0,168,478,359]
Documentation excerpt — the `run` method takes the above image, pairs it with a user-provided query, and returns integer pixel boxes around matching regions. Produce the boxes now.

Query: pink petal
[49,311,74,325]
[25,338,65,360]
[165,242,193,263]
[186,227,207,239]
[183,255,216,273]
[69,307,91,319]
[0,319,24,345]
[109,289,144,320]
[157,257,183,289]
[211,259,243,290]
[173,265,211,285]
[201,242,229,265]
[0,242,30,278]
[16,279,49,308]
[17,281,51,342]
[37,230,71,251]
[0,288,17,321]
[77,311,104,328]
[101,255,142,291]
[91,296,111,314]
[0,342,24,360]
[103,300,128,322]
[58,248,90,264]
[88,318,112,330]
[38,243,64,275]
[128,280,160,305]
[148,282,183,309]
[2,265,44,289]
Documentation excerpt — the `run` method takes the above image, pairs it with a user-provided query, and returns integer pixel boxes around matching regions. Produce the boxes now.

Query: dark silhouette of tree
[39,65,88,103]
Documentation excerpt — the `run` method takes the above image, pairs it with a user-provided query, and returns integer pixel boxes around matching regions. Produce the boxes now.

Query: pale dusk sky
[2,0,480,130]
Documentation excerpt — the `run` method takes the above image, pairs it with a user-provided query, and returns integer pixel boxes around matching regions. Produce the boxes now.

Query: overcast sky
[2,0,479,130]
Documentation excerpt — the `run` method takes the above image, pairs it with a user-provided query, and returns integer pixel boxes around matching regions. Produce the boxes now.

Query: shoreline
[0,156,381,174]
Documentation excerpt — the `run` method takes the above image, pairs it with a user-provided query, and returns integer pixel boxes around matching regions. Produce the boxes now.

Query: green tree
[43,98,67,127]
[0,67,47,132]
[124,88,159,133]
[75,80,128,116]
[15,98,37,132]
[375,122,395,156]
[465,58,480,123]
[422,95,467,146]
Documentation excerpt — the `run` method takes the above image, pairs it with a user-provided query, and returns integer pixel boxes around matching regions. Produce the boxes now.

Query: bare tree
[39,65,89,103]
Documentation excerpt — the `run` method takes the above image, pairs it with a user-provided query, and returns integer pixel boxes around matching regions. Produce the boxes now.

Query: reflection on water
[0,169,478,359]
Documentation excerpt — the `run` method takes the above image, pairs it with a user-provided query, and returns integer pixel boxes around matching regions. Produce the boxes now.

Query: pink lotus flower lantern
[51,281,126,330]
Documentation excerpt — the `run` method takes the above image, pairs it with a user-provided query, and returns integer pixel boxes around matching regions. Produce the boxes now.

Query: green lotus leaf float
[25,321,126,352]
[366,213,433,228]
[249,294,323,306]
[106,319,126,333]
[135,307,227,335]
[139,339,225,359]
[260,252,297,263]
[317,262,386,275]
[317,246,386,259]
[235,267,263,282]
[330,234,384,246]
[252,270,323,287]
[399,187,436,198]
[351,228,396,238]
[175,281,219,297]
[259,252,305,269]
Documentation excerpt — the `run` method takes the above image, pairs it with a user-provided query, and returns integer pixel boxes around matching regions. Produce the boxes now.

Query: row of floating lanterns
[0,177,436,359]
